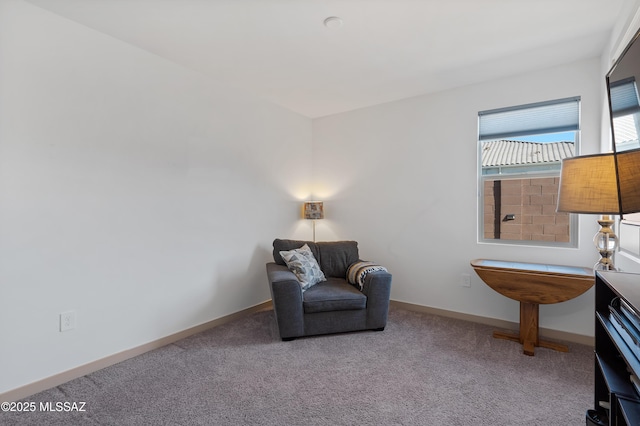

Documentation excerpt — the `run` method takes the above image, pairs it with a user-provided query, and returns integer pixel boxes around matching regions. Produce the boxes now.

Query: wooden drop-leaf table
[471,259,593,356]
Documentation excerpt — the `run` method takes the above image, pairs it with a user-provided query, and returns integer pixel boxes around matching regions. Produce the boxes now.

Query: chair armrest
[266,262,302,302]
[267,262,299,286]
[361,270,392,329]
[266,262,304,338]
[361,270,392,299]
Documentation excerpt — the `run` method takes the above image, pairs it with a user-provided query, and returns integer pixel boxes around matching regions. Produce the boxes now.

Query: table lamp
[303,201,324,242]
[557,152,620,270]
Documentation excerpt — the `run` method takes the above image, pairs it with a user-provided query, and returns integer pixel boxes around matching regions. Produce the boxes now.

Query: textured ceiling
[26,0,628,117]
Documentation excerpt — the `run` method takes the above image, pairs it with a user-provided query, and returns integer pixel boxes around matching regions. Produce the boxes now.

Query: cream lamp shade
[558,149,640,216]
[557,152,620,214]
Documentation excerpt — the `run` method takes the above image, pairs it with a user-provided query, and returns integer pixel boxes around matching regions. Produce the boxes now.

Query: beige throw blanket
[347,261,388,290]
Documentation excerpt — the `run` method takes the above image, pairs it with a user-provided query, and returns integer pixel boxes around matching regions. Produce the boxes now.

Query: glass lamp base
[593,216,618,272]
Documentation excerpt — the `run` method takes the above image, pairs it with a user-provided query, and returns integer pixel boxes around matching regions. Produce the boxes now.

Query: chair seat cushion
[303,278,367,314]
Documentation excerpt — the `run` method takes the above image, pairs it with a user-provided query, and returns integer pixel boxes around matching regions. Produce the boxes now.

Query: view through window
[478,97,580,246]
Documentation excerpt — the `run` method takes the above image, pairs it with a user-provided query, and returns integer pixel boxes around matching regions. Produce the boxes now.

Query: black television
[606,27,640,219]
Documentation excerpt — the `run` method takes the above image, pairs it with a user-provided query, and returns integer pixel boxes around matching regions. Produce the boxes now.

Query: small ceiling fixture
[323,16,343,28]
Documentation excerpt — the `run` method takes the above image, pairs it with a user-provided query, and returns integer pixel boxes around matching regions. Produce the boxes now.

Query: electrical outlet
[461,273,471,288]
[60,311,76,332]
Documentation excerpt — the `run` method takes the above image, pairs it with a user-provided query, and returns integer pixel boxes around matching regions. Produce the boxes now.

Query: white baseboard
[0,301,272,403]
[390,300,595,347]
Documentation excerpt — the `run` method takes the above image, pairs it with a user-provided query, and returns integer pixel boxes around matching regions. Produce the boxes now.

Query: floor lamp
[303,201,324,242]
[557,153,620,271]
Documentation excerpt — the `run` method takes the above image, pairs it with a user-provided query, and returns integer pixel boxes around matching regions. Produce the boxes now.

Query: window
[478,97,580,246]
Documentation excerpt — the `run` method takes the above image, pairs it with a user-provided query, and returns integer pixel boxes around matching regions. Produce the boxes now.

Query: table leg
[520,302,538,355]
[493,302,569,356]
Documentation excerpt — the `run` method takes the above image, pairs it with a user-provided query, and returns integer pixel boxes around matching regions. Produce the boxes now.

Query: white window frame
[477,97,581,248]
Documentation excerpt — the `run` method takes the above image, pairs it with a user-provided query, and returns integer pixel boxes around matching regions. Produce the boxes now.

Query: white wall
[6,0,640,398]
[312,58,605,338]
[0,0,313,394]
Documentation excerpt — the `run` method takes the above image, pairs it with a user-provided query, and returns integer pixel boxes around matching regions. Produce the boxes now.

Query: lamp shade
[557,153,620,214]
[303,201,324,219]
[615,148,640,215]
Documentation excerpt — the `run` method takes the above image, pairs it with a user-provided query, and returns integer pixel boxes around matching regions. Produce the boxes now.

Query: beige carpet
[1,306,593,425]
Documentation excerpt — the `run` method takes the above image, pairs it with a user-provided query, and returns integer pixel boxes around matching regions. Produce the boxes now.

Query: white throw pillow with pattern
[279,244,326,291]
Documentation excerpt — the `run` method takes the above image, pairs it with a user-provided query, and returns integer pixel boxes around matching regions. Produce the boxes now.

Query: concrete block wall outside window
[483,177,570,242]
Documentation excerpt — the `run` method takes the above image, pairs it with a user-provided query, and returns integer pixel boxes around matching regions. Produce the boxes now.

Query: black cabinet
[592,271,640,425]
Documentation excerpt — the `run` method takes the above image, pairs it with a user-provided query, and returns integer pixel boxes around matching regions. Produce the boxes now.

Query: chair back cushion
[273,239,319,265]
[315,241,359,278]
[272,239,359,278]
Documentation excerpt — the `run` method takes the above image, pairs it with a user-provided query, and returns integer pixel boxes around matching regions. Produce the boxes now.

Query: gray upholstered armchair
[266,239,392,341]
